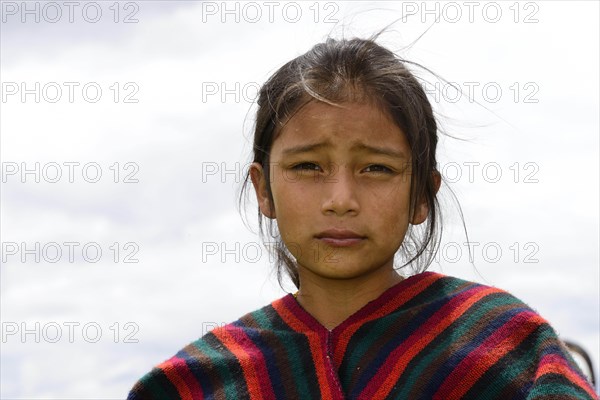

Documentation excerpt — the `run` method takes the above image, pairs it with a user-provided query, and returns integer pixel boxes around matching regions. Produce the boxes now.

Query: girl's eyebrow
[350,143,408,160]
[281,142,329,156]
[281,141,408,160]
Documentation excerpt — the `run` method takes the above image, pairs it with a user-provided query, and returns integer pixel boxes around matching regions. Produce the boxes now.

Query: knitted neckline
[278,271,443,336]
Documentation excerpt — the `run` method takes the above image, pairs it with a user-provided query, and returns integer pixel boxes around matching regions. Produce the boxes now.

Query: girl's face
[251,101,429,284]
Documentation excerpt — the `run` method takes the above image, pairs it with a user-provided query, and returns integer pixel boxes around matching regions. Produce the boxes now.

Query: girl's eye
[363,164,393,173]
[292,162,322,171]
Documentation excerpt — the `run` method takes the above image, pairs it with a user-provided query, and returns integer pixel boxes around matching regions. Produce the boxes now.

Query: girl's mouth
[315,229,366,247]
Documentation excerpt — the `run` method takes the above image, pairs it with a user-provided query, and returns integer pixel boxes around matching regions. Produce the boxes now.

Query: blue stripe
[348,283,480,397]
[421,305,530,399]
[241,327,287,398]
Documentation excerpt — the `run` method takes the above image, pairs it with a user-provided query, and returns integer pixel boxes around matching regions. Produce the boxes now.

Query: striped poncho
[128,272,598,399]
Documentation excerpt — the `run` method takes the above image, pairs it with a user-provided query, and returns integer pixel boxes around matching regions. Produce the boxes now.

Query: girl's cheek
[279,178,318,193]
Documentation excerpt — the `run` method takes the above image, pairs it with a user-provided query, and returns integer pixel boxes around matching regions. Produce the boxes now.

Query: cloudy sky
[1,1,598,398]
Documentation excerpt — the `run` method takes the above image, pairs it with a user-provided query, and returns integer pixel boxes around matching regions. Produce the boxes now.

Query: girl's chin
[296,262,395,283]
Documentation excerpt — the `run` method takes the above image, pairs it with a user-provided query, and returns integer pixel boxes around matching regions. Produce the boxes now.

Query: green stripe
[527,381,593,398]
[140,368,179,399]
[475,322,543,399]
[252,308,273,329]
[342,277,467,382]
[194,336,242,399]
[398,294,520,398]
[252,308,314,399]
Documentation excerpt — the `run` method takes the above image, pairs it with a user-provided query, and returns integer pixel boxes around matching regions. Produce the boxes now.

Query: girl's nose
[321,164,360,216]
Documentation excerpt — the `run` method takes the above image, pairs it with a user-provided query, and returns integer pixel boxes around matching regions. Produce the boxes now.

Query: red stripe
[271,297,318,334]
[159,358,197,400]
[434,310,545,399]
[333,272,442,366]
[170,356,204,399]
[360,285,501,399]
[222,327,277,399]
[535,353,598,399]
[272,298,343,400]
[174,356,205,400]
[211,328,268,400]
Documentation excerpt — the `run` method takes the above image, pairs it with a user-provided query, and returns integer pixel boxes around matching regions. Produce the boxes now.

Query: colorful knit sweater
[128,272,598,399]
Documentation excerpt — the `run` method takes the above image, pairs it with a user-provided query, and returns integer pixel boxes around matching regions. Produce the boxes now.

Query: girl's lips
[315,229,366,247]
[317,237,365,247]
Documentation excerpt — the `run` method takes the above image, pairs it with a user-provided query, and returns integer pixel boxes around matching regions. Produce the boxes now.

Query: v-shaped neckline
[280,271,443,336]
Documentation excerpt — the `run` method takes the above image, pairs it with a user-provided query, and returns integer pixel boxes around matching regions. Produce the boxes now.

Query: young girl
[127,36,598,399]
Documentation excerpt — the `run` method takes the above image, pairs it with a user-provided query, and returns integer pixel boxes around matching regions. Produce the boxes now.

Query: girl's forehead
[292,100,392,121]
[276,101,406,143]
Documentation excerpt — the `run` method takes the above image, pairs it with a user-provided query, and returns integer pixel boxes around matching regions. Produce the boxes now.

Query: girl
[128,36,598,399]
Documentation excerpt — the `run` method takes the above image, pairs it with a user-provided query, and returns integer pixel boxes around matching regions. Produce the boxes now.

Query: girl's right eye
[292,162,321,171]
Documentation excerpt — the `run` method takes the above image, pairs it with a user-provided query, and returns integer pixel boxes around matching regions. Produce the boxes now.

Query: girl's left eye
[363,164,393,173]
[292,162,321,171]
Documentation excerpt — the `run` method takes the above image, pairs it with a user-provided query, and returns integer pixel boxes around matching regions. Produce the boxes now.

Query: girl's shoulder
[126,296,291,400]
[398,271,561,344]
[372,271,544,320]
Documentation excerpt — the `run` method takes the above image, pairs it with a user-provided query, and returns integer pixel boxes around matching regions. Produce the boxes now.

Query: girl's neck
[294,267,405,330]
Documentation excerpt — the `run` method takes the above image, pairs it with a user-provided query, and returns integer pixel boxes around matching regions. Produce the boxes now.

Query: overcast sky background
[1,1,598,398]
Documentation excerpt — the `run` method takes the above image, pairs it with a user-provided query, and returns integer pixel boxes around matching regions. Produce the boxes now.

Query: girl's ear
[250,162,276,219]
[411,171,441,225]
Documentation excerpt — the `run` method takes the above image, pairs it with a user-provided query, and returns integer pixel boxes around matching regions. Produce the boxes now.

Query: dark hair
[240,35,443,290]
